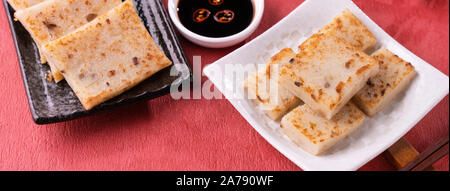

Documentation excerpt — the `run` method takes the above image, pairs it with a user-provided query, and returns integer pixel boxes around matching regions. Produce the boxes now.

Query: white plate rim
[203,0,449,171]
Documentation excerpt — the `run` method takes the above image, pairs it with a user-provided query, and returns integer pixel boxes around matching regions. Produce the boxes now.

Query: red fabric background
[0,0,448,171]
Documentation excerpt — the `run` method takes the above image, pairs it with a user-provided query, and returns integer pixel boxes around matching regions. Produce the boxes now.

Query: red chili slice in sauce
[209,0,224,6]
[193,8,211,23]
[214,10,234,23]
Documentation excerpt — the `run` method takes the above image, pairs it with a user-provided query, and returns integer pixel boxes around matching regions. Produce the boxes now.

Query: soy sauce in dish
[177,0,254,38]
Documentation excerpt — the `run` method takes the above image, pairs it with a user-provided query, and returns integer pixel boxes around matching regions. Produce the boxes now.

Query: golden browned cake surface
[6,0,45,10]
[14,0,121,82]
[43,0,172,110]
[353,48,416,116]
[281,102,365,155]
[280,33,379,119]
[244,48,303,120]
[318,9,377,52]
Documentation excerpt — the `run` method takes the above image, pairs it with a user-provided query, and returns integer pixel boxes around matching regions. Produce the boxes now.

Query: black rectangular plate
[3,0,191,124]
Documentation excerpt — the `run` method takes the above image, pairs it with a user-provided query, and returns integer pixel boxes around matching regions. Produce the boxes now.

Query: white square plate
[203,0,449,171]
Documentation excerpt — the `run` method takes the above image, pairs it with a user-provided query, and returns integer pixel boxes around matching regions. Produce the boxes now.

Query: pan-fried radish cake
[6,0,45,10]
[281,102,365,155]
[244,48,303,120]
[353,48,416,116]
[280,33,379,119]
[42,0,172,110]
[318,9,377,52]
[14,0,122,82]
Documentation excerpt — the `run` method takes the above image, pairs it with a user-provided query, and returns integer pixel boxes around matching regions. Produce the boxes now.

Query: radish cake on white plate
[14,0,122,82]
[318,9,377,52]
[6,0,45,10]
[353,48,416,116]
[43,0,172,110]
[281,102,365,156]
[280,33,379,120]
[244,48,303,120]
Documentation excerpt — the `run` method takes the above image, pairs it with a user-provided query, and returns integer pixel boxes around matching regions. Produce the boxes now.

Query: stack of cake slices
[8,0,172,110]
[245,9,416,155]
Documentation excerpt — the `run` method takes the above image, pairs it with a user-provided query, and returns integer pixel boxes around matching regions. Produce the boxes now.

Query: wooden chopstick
[384,138,434,170]
[400,135,449,171]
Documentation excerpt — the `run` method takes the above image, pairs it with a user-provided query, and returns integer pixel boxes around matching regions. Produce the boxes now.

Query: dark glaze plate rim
[2,0,191,124]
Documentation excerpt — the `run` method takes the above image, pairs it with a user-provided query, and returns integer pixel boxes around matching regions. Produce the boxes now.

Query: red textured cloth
[0,0,448,171]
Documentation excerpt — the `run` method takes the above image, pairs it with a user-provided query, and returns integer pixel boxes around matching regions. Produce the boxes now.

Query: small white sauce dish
[167,0,265,48]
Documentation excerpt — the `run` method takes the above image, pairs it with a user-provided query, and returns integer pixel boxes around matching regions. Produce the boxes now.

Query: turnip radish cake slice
[318,9,377,52]
[280,33,379,119]
[6,0,45,10]
[14,0,122,82]
[244,48,303,120]
[353,48,416,116]
[281,102,365,155]
[43,0,172,110]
